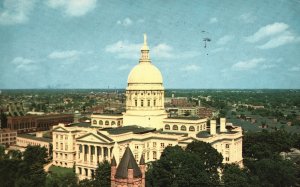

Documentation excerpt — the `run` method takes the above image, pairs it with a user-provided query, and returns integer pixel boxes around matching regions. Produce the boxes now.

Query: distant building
[0,128,17,146]
[7,114,74,133]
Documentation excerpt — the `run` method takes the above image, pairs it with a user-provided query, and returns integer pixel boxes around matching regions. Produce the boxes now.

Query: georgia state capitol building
[52,35,243,180]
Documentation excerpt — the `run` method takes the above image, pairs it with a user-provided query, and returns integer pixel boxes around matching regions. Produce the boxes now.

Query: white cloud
[181,64,201,72]
[289,66,300,72]
[118,64,130,71]
[245,22,289,43]
[105,41,140,59]
[239,13,256,23]
[105,41,199,60]
[0,0,36,25]
[117,17,133,26]
[217,35,235,45]
[11,57,37,71]
[257,31,300,49]
[209,17,218,24]
[232,58,265,71]
[151,43,173,59]
[46,0,97,17]
[84,65,98,72]
[48,50,81,60]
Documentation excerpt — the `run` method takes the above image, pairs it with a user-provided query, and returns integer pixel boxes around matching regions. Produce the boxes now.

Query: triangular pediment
[52,126,68,132]
[77,133,113,143]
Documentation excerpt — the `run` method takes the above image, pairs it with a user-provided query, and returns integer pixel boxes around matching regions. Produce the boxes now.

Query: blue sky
[0,0,300,89]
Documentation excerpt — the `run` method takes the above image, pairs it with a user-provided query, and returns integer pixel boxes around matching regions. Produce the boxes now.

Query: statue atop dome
[140,34,150,61]
[144,33,147,45]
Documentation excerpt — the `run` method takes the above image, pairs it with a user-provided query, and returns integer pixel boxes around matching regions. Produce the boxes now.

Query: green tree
[93,160,111,187]
[23,145,47,165]
[146,145,221,187]
[185,140,223,175]
[46,172,78,187]
[0,145,5,159]
[7,149,22,160]
[222,164,258,187]
[246,158,298,187]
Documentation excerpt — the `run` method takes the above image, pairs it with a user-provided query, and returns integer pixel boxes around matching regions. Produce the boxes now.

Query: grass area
[48,165,74,175]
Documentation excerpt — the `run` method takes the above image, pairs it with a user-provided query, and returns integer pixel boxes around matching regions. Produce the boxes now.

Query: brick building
[111,147,145,187]
[7,114,73,133]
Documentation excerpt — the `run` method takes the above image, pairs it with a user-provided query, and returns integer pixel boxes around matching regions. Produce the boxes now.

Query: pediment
[52,127,68,132]
[77,133,112,143]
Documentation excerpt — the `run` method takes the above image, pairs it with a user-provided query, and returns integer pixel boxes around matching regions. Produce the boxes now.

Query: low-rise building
[16,133,52,154]
[0,128,17,145]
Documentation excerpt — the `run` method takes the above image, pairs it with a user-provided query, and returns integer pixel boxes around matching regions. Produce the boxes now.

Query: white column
[95,146,98,163]
[88,145,91,164]
[83,144,86,162]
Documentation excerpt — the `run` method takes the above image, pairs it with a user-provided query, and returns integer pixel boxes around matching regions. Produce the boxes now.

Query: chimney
[210,120,216,135]
[220,118,227,132]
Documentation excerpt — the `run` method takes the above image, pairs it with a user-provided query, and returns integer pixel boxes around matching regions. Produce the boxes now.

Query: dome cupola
[127,34,163,85]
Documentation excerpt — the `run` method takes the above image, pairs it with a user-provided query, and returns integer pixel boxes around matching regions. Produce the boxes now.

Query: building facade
[0,128,17,146]
[7,114,74,133]
[52,35,243,180]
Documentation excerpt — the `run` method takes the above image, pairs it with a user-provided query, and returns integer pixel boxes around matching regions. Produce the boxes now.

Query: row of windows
[165,124,195,131]
[92,120,121,126]
[134,99,157,107]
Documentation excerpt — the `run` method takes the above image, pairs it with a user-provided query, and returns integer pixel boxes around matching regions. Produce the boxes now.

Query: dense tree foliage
[0,145,47,187]
[146,142,222,187]
[222,164,259,187]
[243,129,297,159]
[46,172,78,187]
[23,145,48,165]
[93,160,111,187]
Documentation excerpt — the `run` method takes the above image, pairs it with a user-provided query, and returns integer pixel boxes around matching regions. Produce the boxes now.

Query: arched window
[105,121,109,125]
[173,125,178,130]
[165,124,170,130]
[99,120,103,125]
[92,120,97,124]
[111,121,116,126]
[181,125,187,131]
[189,126,195,131]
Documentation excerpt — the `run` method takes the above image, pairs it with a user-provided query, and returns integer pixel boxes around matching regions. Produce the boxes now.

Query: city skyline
[1,0,300,89]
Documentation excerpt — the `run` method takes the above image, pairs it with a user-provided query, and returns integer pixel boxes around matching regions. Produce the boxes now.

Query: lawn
[48,165,74,175]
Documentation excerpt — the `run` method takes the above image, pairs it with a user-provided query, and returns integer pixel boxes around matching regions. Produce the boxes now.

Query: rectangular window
[147,152,149,160]
[60,135,63,140]
[135,145,139,149]
[141,100,144,107]
[60,143,63,150]
[56,142,58,149]
[135,100,137,106]
[154,100,156,106]
[161,143,165,148]
[226,157,229,161]
[65,145,68,151]
[65,136,68,140]
[153,151,157,160]
[148,100,150,106]
[153,142,156,148]
[226,144,230,148]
